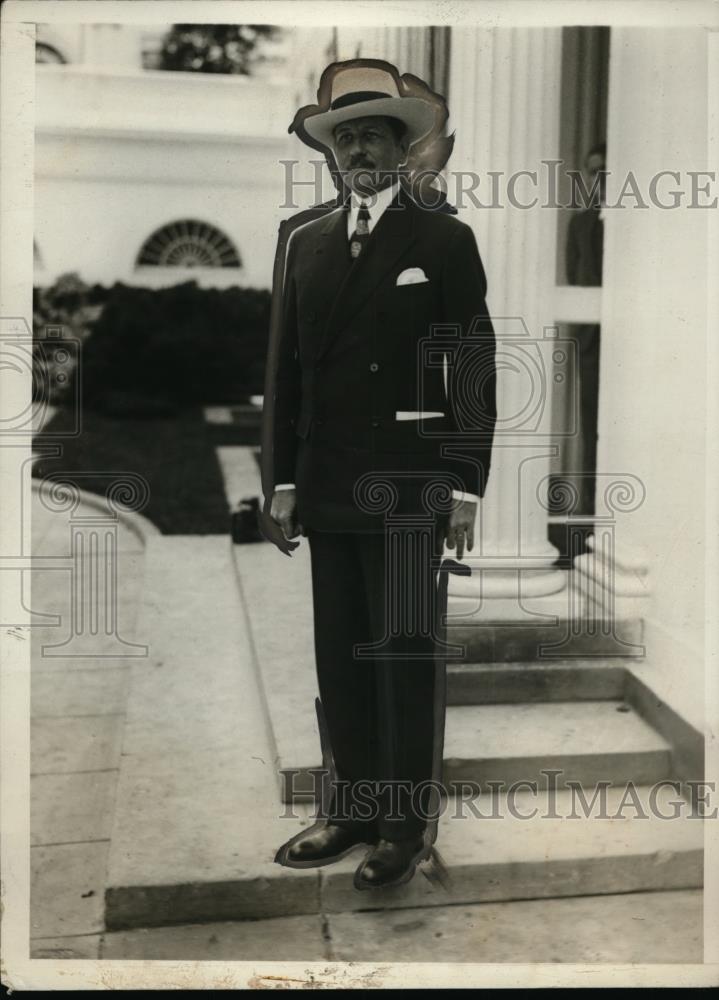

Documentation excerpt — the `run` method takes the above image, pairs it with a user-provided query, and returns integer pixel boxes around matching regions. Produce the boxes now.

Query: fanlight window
[36,43,67,64]
[136,220,241,268]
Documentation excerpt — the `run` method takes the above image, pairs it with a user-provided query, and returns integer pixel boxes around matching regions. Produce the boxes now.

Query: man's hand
[270,488,302,542]
[444,500,476,560]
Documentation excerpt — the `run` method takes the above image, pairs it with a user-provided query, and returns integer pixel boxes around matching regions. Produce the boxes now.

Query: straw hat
[301,62,437,149]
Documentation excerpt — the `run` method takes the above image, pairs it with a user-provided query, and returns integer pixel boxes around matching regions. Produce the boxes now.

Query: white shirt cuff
[276,484,475,501]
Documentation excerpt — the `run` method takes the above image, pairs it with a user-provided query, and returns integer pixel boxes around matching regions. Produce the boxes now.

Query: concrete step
[442,700,671,789]
[107,776,704,930]
[447,658,627,704]
[320,782,704,908]
[447,616,644,662]
[279,699,672,803]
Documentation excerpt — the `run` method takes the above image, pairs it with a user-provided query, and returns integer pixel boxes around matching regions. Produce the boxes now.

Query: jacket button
[315,418,324,427]
[306,311,317,323]
[371,419,380,428]
[369,362,379,373]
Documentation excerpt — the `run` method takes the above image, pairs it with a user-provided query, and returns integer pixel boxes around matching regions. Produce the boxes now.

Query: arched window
[35,42,67,64]
[136,220,241,269]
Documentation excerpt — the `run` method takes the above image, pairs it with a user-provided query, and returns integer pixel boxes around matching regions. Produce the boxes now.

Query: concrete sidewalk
[30,485,148,958]
[99,888,702,963]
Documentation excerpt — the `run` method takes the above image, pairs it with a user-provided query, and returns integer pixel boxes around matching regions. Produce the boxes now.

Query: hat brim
[302,96,436,149]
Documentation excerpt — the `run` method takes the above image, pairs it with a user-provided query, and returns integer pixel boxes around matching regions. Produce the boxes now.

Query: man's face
[332,115,409,195]
[586,151,607,205]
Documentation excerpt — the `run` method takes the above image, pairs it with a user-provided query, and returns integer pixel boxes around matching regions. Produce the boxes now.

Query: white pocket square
[395,411,445,421]
[396,267,429,286]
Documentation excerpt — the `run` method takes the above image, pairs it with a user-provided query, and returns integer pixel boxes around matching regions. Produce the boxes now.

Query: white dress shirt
[276,180,479,505]
[346,180,400,239]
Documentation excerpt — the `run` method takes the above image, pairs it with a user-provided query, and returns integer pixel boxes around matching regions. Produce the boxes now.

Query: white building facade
[34,24,298,291]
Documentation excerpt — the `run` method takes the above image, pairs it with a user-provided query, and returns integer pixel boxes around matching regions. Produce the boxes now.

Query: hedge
[35,276,271,414]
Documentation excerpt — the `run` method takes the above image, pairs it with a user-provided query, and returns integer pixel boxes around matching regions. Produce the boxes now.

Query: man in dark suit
[267,61,496,890]
[565,142,606,515]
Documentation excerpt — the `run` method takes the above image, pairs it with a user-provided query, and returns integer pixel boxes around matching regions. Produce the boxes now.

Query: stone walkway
[100,888,703,963]
[30,486,147,957]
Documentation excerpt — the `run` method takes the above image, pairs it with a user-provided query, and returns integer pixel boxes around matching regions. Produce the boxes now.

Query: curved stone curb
[31,477,161,547]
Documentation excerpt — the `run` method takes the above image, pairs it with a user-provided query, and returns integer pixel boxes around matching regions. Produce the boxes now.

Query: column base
[573,532,651,624]
[446,570,645,661]
[448,568,571,624]
[447,541,567,616]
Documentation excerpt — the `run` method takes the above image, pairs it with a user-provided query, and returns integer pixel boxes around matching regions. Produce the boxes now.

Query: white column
[446,27,566,610]
[573,28,708,722]
[336,26,429,78]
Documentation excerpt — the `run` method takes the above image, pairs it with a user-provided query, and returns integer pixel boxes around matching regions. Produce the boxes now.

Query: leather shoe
[275,822,372,869]
[354,834,429,890]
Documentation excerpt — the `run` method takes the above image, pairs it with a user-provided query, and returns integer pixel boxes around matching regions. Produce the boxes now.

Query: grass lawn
[33,405,261,535]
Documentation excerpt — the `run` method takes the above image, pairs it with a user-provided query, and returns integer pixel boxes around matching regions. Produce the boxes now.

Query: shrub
[69,280,271,414]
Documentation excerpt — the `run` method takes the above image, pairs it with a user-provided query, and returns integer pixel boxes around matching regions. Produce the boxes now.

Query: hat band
[330,90,395,111]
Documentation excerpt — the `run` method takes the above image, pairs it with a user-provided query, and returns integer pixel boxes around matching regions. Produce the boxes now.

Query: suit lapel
[317,185,419,359]
[308,198,351,302]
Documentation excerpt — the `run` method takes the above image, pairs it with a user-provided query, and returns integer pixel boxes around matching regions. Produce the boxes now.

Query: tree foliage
[158,24,277,75]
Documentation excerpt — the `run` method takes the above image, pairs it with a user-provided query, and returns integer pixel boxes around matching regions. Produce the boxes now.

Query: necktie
[349,202,371,259]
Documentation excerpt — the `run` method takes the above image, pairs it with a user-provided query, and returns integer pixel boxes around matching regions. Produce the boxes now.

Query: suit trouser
[307,518,448,843]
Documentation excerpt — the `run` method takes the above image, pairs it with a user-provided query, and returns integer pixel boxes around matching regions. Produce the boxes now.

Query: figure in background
[565,141,606,516]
